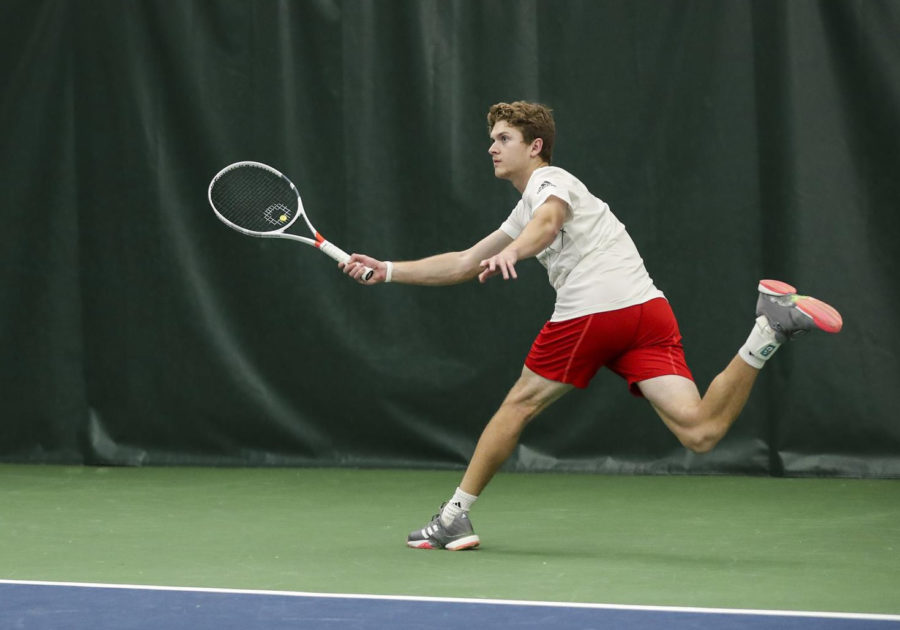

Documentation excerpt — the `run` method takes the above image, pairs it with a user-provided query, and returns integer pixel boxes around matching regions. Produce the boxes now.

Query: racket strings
[210,166,297,233]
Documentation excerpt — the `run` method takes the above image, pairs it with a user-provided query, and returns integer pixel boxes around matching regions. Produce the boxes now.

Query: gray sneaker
[407,507,480,550]
[756,279,843,343]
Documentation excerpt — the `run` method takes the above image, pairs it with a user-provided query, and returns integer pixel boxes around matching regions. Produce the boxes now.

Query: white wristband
[384,261,393,283]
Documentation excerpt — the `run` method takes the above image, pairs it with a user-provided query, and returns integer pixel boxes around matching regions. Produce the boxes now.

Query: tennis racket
[208,161,373,280]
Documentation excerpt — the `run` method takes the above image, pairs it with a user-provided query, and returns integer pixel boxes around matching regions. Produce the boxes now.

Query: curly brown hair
[487,101,555,163]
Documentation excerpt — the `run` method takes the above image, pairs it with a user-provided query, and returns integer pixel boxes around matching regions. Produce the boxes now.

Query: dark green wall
[2,0,898,476]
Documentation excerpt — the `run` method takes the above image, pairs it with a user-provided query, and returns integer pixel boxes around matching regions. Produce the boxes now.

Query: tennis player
[341,101,842,551]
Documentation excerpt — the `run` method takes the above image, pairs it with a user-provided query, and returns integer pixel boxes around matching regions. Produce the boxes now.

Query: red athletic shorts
[524,297,693,396]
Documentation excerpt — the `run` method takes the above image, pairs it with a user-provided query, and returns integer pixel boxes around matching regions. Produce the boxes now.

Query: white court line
[1,579,899,623]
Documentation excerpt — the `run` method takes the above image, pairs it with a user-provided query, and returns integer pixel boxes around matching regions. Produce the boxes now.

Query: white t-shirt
[499,166,664,322]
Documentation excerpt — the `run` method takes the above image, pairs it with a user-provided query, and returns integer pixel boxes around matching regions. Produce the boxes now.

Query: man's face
[488,120,535,181]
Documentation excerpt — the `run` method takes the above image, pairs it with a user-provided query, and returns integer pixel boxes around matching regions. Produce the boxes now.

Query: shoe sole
[758,279,796,296]
[407,535,481,551]
[795,296,843,334]
[758,279,843,334]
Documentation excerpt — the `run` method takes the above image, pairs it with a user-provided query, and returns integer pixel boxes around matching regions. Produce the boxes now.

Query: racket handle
[319,240,374,281]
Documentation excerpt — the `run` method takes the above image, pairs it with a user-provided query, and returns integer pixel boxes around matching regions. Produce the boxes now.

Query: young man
[341,101,843,551]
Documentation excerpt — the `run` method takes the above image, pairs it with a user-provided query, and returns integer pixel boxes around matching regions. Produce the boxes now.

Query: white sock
[439,487,478,526]
[739,315,781,369]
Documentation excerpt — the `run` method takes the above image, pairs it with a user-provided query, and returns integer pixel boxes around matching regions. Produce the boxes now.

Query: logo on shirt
[537,180,555,194]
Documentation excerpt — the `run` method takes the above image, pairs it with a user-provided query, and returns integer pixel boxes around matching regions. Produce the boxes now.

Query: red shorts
[525,297,693,396]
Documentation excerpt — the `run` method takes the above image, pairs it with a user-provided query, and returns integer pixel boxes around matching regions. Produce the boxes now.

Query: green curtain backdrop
[1,0,898,476]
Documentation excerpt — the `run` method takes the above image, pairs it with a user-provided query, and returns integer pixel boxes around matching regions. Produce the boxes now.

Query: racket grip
[319,240,374,281]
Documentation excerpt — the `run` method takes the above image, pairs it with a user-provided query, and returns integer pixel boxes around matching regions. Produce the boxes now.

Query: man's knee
[500,392,543,424]
[677,423,725,454]
[503,369,572,422]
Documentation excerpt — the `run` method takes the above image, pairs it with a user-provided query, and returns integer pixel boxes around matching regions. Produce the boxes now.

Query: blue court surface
[2,580,899,630]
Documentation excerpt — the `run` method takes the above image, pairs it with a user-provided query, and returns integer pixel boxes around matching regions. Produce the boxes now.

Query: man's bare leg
[640,279,843,452]
[639,356,759,453]
[459,367,573,495]
[406,367,570,550]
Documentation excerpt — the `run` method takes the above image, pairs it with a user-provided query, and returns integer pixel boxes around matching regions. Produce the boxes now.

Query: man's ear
[530,137,544,157]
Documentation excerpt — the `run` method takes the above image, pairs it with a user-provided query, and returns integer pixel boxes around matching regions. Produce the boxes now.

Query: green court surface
[0,465,897,615]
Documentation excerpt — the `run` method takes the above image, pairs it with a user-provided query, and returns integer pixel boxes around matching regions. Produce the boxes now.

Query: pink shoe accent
[795,296,843,334]
[408,541,435,550]
[758,279,797,296]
